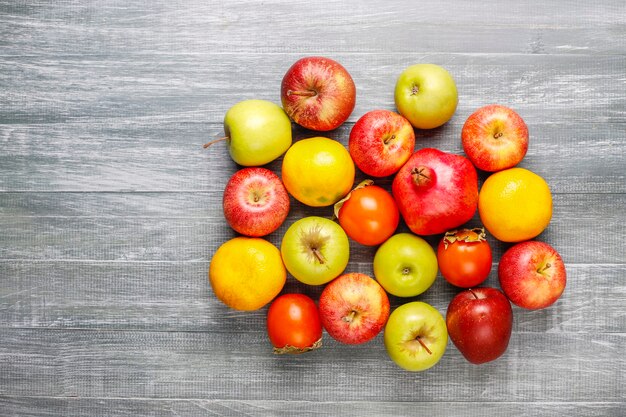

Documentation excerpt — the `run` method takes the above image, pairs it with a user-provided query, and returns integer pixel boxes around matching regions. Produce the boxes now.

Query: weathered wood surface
[1,0,625,416]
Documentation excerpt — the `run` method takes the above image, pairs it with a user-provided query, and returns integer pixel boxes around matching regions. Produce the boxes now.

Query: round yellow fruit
[209,237,286,311]
[282,137,355,207]
[479,167,552,242]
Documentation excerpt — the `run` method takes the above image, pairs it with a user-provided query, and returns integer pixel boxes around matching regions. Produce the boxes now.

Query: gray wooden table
[1,1,624,416]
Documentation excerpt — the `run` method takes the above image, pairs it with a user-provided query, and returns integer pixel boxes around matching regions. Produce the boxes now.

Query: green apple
[205,99,292,166]
[394,63,458,129]
[373,233,438,297]
[384,301,448,372]
[280,216,349,286]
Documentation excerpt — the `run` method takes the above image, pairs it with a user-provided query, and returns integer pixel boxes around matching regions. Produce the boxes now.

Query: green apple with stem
[373,233,438,297]
[204,99,292,166]
[384,301,448,372]
[394,63,458,129]
[281,216,349,286]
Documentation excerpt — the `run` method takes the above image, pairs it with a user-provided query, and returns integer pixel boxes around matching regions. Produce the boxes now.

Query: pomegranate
[392,148,478,235]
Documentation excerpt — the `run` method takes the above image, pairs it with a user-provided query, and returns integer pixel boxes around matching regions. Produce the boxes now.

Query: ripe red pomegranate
[392,148,478,235]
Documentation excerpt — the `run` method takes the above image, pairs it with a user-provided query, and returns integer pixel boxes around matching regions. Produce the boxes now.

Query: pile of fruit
[207,57,566,371]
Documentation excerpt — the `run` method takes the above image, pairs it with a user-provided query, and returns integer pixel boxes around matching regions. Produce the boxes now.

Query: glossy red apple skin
[446,287,513,364]
[461,104,529,172]
[391,148,478,235]
[349,109,416,177]
[222,167,290,237]
[281,56,356,131]
[498,241,567,310]
[319,272,390,345]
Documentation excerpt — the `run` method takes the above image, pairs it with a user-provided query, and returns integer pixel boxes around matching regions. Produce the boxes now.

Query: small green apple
[394,63,458,129]
[373,233,438,297]
[206,99,292,166]
[384,301,448,372]
[280,216,349,286]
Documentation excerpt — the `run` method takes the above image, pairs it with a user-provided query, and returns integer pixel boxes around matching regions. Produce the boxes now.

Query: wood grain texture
[0,398,623,417]
[0,0,624,415]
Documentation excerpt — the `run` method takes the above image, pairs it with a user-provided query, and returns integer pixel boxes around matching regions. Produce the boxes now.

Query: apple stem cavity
[411,166,435,188]
[287,89,317,98]
[343,310,358,323]
[203,136,229,149]
[537,262,552,274]
[416,336,432,355]
[383,134,396,145]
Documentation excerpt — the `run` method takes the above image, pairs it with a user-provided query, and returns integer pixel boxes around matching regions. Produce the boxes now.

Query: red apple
[498,241,567,310]
[348,109,415,177]
[391,148,478,235]
[461,104,529,172]
[446,287,513,364]
[222,167,290,237]
[319,272,390,345]
[281,56,356,131]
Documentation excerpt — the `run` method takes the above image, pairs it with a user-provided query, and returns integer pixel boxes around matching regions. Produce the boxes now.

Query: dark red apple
[498,241,567,310]
[348,109,415,177]
[446,287,513,364]
[391,148,478,235]
[222,167,290,237]
[319,273,390,345]
[281,56,356,131]
[461,104,529,172]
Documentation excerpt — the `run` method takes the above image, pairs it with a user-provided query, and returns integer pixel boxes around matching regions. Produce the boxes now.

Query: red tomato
[437,228,492,288]
[336,182,400,246]
[266,293,322,354]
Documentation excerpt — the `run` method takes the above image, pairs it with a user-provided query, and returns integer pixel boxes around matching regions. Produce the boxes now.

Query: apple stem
[287,89,317,97]
[203,136,229,149]
[311,247,326,265]
[416,336,432,355]
[469,289,479,299]
[537,263,552,273]
[343,310,357,323]
[383,134,396,145]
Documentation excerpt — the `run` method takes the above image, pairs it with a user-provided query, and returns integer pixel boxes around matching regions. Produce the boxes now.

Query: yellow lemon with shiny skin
[282,137,355,207]
[209,237,286,311]
[479,167,552,242]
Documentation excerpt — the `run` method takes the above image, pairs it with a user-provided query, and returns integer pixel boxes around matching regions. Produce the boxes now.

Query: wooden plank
[1,0,624,55]
[0,328,623,402]
[0,397,623,417]
[0,192,623,263]
[0,261,623,334]
[1,54,623,125]
[0,121,624,193]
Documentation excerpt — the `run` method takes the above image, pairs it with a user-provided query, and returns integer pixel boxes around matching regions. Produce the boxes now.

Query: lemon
[282,137,355,207]
[478,167,552,242]
[209,237,286,311]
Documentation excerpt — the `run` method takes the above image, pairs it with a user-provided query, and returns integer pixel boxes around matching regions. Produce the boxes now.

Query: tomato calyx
[442,227,487,249]
[273,337,322,355]
[333,179,374,219]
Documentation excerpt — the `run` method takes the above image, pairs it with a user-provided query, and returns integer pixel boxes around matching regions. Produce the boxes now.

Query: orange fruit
[282,137,355,207]
[478,167,552,242]
[209,237,286,311]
